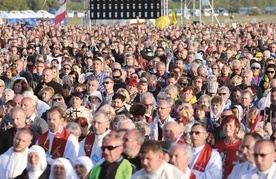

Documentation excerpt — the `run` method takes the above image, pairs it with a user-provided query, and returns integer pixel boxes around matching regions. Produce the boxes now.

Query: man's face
[47,110,63,133]
[271,91,276,105]
[218,89,229,102]
[126,57,134,66]
[156,48,165,56]
[163,123,181,142]
[71,96,83,109]
[157,101,171,120]
[232,65,242,75]
[170,146,189,171]
[156,65,165,76]
[102,138,123,163]
[142,98,153,114]
[87,80,99,93]
[123,131,139,157]
[13,132,32,152]
[36,63,45,74]
[254,142,276,171]
[240,135,255,163]
[11,111,26,129]
[43,69,53,83]
[242,72,252,85]
[93,60,102,72]
[62,89,71,98]
[112,71,121,83]
[141,151,163,172]
[15,60,23,72]
[92,114,109,135]
[190,125,208,147]
[21,99,35,118]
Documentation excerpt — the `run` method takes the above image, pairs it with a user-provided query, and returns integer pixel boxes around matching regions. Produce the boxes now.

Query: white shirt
[150,116,175,141]
[78,129,111,165]
[36,126,79,164]
[190,144,222,179]
[0,147,29,179]
[228,161,256,179]
[241,162,276,179]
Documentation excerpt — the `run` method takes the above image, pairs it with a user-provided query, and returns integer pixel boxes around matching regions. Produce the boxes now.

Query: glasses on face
[103,81,113,85]
[251,67,260,70]
[157,106,169,110]
[179,82,188,86]
[189,131,205,135]
[113,76,120,79]
[53,98,62,101]
[267,71,275,74]
[144,103,153,107]
[218,93,227,96]
[101,145,121,151]
[253,152,275,158]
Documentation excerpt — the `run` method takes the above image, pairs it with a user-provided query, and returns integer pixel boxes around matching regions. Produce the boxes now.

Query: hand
[264,122,273,136]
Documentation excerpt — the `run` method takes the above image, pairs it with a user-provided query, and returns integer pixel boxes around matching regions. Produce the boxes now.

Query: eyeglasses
[251,67,260,70]
[253,152,275,158]
[267,71,275,74]
[103,81,113,85]
[53,98,62,101]
[157,106,169,110]
[189,131,205,135]
[218,93,227,96]
[179,82,188,86]
[101,145,121,151]
[144,103,153,107]
[113,76,120,79]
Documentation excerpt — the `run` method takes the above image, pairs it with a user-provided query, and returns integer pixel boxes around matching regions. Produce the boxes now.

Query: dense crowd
[0,20,275,179]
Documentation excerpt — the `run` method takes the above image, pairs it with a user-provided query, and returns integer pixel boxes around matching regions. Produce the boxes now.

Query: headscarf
[49,158,78,179]
[27,145,47,179]
[74,156,93,176]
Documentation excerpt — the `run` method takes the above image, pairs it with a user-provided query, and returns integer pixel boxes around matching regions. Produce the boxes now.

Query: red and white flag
[55,3,66,25]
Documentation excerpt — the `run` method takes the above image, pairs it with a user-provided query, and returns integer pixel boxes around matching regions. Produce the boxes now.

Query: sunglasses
[189,131,205,135]
[113,76,120,79]
[267,71,275,74]
[103,81,112,85]
[179,82,188,86]
[251,67,260,70]
[53,98,62,101]
[253,152,274,158]
[101,145,121,151]
[218,93,227,96]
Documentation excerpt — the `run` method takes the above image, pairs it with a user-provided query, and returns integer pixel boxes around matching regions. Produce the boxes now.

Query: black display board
[90,0,161,19]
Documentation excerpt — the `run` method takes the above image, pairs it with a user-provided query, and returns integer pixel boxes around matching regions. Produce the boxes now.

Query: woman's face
[74,164,88,179]
[53,164,66,179]
[52,69,57,78]
[14,82,22,94]
[42,91,52,103]
[6,70,12,79]
[223,120,238,138]
[212,102,221,115]
[29,152,40,168]
[165,90,177,99]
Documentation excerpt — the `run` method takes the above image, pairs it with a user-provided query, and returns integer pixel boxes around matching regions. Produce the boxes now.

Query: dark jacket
[14,165,51,179]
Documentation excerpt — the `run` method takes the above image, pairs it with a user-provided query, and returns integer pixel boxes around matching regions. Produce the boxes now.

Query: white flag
[202,0,209,6]
[184,4,190,19]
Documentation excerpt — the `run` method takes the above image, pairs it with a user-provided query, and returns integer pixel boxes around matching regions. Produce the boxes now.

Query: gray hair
[117,118,135,130]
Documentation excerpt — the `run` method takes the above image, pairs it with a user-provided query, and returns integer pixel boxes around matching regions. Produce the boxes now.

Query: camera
[260,107,272,123]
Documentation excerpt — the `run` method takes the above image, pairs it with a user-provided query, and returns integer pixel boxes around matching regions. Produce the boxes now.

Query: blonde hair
[178,103,194,119]
[116,88,130,103]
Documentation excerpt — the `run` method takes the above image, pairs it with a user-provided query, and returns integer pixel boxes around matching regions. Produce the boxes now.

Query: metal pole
[181,0,183,24]
[199,0,202,24]
[212,0,214,24]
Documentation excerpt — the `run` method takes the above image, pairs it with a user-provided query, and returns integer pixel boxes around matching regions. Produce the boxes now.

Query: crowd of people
[0,19,275,179]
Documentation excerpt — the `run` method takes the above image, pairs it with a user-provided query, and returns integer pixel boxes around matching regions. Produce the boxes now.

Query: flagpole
[199,0,202,24]
[181,0,183,25]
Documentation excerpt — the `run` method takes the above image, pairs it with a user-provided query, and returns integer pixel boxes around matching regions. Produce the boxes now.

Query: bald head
[13,94,23,107]
[170,144,193,173]
[163,121,183,142]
